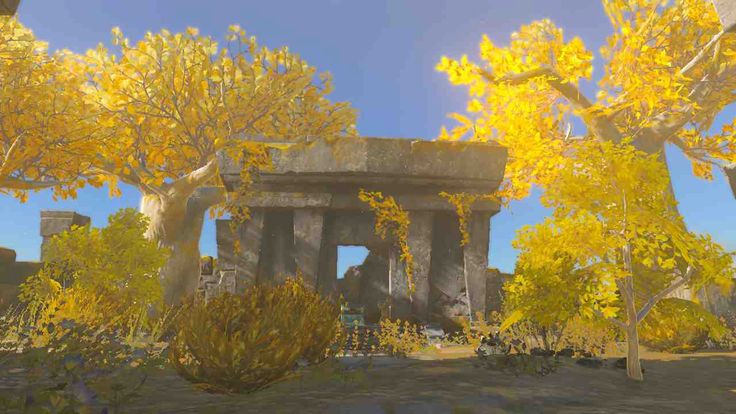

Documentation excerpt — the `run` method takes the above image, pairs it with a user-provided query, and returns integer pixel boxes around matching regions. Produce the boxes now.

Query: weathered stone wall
[213,136,509,324]
[0,211,90,309]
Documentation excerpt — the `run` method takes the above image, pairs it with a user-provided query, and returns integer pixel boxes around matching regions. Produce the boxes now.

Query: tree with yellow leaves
[82,25,357,304]
[437,0,736,202]
[0,17,97,201]
[505,141,733,381]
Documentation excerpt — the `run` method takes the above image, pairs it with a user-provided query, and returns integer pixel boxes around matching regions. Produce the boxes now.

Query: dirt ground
[122,347,736,414]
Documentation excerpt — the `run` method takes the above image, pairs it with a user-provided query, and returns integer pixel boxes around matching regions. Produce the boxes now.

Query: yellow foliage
[374,319,426,357]
[169,277,341,393]
[83,25,358,212]
[19,209,169,325]
[502,140,734,353]
[437,0,736,202]
[0,17,96,200]
[640,298,728,353]
[358,189,414,293]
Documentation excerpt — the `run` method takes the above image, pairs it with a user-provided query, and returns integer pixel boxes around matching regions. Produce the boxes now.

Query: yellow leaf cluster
[0,17,97,200]
[358,189,414,293]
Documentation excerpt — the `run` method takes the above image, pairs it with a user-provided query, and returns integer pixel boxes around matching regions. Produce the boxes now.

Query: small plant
[639,298,727,353]
[169,277,341,393]
[374,319,426,357]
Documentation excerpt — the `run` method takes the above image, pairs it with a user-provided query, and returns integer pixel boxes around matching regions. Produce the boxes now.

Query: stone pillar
[407,211,434,321]
[463,212,491,318]
[389,248,411,320]
[270,210,295,284]
[293,209,324,289]
[236,210,265,291]
[215,219,236,271]
[318,243,338,297]
[40,211,90,262]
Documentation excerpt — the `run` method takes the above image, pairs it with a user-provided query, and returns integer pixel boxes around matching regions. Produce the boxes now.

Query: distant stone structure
[210,136,508,325]
[0,210,90,308]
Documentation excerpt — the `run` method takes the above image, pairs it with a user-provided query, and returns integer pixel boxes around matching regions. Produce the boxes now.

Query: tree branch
[169,155,220,197]
[636,265,694,323]
[680,30,726,77]
[482,65,624,143]
[0,177,63,191]
[593,309,628,330]
[189,186,226,212]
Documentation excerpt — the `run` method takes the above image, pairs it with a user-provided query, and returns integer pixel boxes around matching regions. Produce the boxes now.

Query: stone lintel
[238,191,501,213]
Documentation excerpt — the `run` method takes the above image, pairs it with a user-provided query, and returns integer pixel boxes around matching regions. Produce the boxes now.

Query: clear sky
[2,0,735,277]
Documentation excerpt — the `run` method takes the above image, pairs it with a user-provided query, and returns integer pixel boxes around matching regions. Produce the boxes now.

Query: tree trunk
[621,276,644,381]
[625,321,644,381]
[140,187,224,305]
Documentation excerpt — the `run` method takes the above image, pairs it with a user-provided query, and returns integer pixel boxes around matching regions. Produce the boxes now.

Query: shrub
[374,319,426,357]
[19,208,169,326]
[558,315,619,357]
[169,277,341,393]
[640,298,727,353]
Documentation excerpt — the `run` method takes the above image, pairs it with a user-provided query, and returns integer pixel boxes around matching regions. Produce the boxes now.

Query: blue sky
[2,0,735,276]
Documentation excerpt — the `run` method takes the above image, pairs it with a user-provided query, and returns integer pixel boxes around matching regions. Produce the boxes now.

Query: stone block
[40,211,90,237]
[0,247,16,264]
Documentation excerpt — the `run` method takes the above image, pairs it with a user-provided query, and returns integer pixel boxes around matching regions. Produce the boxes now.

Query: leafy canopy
[0,17,97,201]
[437,0,736,201]
[82,25,358,201]
[506,141,734,326]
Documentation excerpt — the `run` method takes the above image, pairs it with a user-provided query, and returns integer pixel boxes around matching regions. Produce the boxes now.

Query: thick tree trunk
[140,187,225,305]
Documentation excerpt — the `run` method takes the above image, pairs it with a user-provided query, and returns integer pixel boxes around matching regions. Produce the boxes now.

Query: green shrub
[19,208,169,326]
[640,298,727,353]
[169,277,341,393]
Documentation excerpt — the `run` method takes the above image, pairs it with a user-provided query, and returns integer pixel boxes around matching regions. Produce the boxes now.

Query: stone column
[40,211,90,262]
[318,243,338,297]
[389,248,411,320]
[463,212,491,318]
[293,209,324,290]
[407,211,434,321]
[236,210,265,291]
[215,219,236,271]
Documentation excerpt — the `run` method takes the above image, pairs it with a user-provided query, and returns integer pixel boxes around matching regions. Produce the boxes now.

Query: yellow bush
[375,319,426,357]
[169,278,341,393]
[559,315,619,356]
[19,208,169,324]
[640,298,727,353]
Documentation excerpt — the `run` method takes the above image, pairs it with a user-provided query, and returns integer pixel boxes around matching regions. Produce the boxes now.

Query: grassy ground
[119,347,736,414]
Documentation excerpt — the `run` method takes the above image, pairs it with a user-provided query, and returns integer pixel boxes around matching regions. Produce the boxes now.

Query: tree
[82,26,357,304]
[505,140,733,380]
[0,17,97,201]
[436,0,736,202]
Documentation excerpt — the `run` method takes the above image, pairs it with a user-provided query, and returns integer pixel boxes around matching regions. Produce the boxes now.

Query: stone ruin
[207,136,508,325]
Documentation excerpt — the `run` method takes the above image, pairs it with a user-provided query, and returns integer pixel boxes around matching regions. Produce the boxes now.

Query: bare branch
[0,177,63,190]
[482,65,624,143]
[680,30,726,77]
[636,265,695,323]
